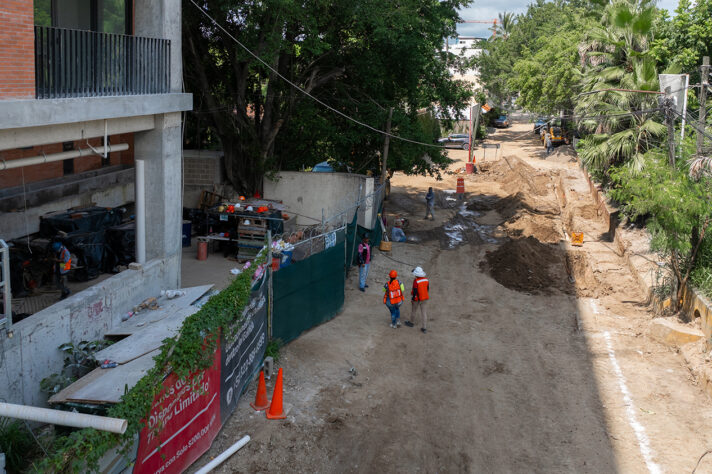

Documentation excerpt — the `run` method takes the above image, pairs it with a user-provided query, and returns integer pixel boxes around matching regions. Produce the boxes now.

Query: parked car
[437,133,470,150]
[534,117,549,134]
[494,116,510,128]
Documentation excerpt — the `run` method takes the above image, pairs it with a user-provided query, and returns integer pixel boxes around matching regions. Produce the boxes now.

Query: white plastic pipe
[194,435,250,474]
[135,159,146,264]
[0,402,127,434]
[0,143,129,170]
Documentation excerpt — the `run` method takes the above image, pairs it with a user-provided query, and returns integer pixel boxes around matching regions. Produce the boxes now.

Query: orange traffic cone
[250,371,270,411]
[265,367,286,420]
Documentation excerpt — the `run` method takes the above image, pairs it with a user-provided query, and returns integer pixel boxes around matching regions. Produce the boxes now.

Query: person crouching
[383,270,405,328]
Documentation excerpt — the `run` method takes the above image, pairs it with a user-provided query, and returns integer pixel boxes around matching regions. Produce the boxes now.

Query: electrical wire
[188,0,449,150]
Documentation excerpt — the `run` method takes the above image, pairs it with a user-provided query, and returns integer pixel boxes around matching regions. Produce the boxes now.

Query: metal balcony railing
[34,26,171,99]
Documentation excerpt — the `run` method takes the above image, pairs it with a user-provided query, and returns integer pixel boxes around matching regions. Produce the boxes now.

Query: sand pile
[548,145,578,164]
[504,214,562,244]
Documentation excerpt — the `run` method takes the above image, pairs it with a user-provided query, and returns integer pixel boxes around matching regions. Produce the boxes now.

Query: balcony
[34,26,171,99]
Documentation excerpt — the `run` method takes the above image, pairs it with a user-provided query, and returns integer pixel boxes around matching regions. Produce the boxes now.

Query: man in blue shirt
[425,187,435,220]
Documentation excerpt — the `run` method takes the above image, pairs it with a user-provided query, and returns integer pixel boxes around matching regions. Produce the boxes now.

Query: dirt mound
[467,195,500,212]
[498,156,553,197]
[480,237,571,295]
[548,146,577,164]
[504,214,562,244]
[495,193,560,220]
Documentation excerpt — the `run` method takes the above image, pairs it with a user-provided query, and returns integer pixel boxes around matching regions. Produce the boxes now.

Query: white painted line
[603,331,662,474]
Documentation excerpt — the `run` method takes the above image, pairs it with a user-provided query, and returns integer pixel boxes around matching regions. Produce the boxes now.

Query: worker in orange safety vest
[383,270,405,328]
[405,266,429,333]
[51,241,71,300]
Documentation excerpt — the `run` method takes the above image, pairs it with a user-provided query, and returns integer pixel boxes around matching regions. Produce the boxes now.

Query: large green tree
[183,0,473,192]
[651,0,712,81]
[474,0,599,108]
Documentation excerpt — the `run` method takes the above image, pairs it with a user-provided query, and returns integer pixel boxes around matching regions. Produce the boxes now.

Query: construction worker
[391,221,407,242]
[383,270,405,328]
[51,241,71,300]
[358,234,371,292]
[405,267,429,333]
[425,187,435,220]
[545,132,553,155]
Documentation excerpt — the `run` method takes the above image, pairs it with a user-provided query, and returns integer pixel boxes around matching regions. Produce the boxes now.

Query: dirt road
[193,123,712,473]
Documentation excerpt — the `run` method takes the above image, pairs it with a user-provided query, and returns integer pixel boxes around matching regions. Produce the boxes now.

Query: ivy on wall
[34,253,267,473]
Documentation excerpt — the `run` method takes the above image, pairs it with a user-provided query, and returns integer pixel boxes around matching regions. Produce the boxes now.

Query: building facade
[0,0,192,407]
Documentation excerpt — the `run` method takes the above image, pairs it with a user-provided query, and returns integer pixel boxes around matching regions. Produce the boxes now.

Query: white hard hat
[246,206,254,212]
[412,266,426,277]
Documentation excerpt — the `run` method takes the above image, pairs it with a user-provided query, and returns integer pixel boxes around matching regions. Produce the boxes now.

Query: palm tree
[575,0,666,173]
[490,12,516,40]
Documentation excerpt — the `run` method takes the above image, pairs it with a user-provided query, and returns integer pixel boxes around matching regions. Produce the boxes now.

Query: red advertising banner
[134,347,222,474]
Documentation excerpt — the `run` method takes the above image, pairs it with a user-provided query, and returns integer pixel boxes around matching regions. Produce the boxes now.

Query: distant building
[446,36,485,86]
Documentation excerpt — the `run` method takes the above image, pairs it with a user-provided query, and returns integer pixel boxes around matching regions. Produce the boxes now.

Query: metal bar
[1,240,12,332]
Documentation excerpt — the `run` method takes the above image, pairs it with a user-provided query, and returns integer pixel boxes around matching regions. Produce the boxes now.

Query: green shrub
[0,418,36,473]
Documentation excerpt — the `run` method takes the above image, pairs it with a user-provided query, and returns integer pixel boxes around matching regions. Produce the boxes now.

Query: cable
[375,247,417,267]
[188,0,448,150]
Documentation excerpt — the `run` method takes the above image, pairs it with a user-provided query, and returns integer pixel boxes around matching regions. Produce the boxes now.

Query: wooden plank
[95,306,198,364]
[105,285,213,337]
[50,350,159,405]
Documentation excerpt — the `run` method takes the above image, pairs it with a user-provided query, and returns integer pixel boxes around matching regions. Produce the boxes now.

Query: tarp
[272,229,346,343]
[39,207,122,237]
[134,273,268,474]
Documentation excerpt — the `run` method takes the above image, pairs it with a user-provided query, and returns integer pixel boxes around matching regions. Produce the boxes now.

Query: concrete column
[133,113,182,288]
[134,0,182,93]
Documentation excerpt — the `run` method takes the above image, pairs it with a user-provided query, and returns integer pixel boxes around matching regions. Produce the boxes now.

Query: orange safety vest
[383,279,404,305]
[412,277,429,301]
[59,247,71,274]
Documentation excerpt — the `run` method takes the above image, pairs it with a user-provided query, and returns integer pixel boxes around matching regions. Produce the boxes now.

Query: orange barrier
[456,177,465,194]
[266,368,286,419]
[250,371,270,411]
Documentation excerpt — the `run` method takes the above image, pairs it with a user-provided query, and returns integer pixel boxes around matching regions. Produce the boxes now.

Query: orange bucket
[456,177,465,194]
[197,239,208,260]
[465,163,474,174]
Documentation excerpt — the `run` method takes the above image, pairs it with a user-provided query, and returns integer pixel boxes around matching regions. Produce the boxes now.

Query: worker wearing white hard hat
[404,267,429,333]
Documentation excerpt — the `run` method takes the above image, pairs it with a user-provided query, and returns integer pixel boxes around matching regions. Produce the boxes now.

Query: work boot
[404,321,414,327]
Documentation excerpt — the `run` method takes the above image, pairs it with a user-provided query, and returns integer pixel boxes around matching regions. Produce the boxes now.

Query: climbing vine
[33,253,267,473]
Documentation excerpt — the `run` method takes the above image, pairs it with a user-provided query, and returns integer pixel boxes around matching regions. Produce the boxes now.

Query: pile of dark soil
[480,237,571,295]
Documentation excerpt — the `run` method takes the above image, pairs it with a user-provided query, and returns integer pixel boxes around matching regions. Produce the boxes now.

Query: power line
[188,0,448,150]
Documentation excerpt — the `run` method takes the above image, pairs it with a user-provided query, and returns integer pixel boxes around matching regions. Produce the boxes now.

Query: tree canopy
[183,0,474,192]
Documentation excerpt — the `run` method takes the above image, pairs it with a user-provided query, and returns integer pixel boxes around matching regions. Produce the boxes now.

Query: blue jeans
[386,302,401,325]
[359,263,370,289]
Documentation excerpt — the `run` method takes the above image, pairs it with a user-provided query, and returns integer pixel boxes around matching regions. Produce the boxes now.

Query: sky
[456,0,680,38]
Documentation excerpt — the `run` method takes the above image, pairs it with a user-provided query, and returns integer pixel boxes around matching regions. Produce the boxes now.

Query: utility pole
[698,56,710,156]
[471,104,481,164]
[664,87,676,168]
[381,107,393,186]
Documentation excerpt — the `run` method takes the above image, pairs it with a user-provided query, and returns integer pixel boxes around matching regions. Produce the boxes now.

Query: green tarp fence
[272,228,347,344]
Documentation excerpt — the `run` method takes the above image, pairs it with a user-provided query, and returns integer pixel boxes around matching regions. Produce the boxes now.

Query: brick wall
[0,1,35,99]
[0,133,135,188]
[183,151,224,187]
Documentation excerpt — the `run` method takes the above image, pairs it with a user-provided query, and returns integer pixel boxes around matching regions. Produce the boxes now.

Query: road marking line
[603,331,662,474]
